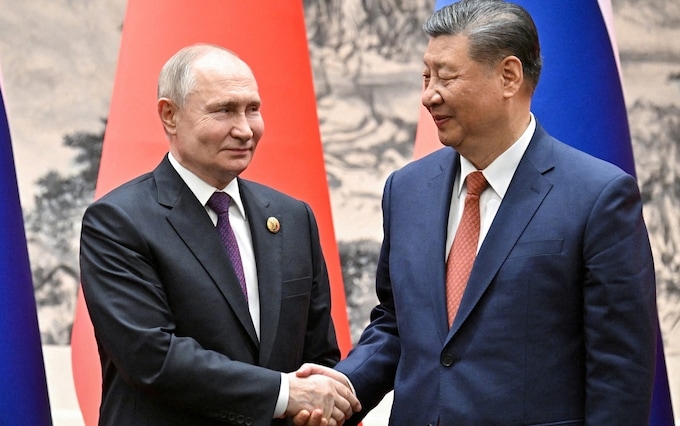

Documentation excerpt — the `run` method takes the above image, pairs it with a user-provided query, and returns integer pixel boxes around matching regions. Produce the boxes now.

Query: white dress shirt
[167,153,289,417]
[446,114,536,257]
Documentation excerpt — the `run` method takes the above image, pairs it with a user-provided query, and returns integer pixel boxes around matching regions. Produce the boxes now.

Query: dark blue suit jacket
[80,156,340,425]
[337,124,657,425]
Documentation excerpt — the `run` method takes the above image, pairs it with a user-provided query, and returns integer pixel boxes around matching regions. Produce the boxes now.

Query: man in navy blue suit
[297,1,658,424]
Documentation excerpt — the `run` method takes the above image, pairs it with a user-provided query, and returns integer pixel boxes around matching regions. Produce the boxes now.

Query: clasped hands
[285,364,361,426]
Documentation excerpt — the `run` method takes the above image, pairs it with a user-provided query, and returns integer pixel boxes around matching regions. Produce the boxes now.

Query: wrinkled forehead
[187,63,261,108]
[191,52,259,94]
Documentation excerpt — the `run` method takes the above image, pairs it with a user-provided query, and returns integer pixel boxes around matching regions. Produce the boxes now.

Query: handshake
[285,364,362,426]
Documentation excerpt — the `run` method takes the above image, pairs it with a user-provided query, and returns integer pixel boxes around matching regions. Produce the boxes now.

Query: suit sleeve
[80,199,282,423]
[582,173,657,424]
[300,201,342,367]
[335,173,400,423]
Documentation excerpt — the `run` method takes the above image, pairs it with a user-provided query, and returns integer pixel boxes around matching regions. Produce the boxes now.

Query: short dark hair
[424,0,542,91]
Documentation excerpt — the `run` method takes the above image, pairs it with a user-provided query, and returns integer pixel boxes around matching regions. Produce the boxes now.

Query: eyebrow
[212,101,239,109]
[423,58,443,71]
[210,99,261,110]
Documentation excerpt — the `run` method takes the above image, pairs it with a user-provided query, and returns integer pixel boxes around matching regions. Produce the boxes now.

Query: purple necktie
[207,192,248,302]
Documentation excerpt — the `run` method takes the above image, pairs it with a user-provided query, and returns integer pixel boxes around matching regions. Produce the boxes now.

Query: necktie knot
[207,192,231,215]
[465,171,488,197]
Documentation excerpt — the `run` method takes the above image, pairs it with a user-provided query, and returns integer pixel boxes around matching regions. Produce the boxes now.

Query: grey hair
[157,44,236,107]
[423,0,542,91]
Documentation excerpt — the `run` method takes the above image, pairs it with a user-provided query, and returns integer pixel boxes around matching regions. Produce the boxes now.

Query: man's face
[169,54,264,188]
[422,34,507,162]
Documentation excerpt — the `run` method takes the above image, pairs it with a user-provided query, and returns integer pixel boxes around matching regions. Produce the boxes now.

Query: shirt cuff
[273,372,289,418]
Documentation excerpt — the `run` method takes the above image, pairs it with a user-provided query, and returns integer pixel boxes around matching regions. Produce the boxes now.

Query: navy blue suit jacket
[336,123,657,425]
[80,156,340,425]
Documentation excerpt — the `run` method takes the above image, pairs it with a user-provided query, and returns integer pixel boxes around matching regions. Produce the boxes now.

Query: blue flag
[0,82,52,424]
[432,1,673,424]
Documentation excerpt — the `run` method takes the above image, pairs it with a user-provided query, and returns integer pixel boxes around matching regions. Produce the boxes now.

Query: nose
[421,83,443,109]
[230,113,254,141]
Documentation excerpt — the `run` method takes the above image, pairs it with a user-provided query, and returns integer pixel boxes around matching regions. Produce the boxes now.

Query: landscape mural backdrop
[0,0,677,423]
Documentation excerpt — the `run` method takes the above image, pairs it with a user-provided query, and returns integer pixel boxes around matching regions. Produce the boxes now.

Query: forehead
[190,53,260,100]
[423,34,471,69]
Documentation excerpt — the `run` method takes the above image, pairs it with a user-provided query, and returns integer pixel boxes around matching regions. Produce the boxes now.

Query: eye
[246,104,261,116]
[212,101,238,114]
[213,106,233,115]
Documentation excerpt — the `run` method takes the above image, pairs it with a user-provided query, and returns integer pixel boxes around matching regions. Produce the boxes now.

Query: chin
[438,137,457,148]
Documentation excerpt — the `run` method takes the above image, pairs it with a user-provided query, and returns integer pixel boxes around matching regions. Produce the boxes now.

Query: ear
[158,98,178,136]
[499,55,524,98]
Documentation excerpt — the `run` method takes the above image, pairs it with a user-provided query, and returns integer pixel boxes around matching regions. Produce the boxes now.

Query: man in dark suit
[297,1,658,424]
[80,44,360,426]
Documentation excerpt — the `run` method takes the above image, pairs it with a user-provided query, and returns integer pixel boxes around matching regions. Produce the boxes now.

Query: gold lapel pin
[266,217,280,234]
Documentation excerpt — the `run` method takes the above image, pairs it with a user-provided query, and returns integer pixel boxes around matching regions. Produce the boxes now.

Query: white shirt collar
[457,113,536,199]
[167,152,247,220]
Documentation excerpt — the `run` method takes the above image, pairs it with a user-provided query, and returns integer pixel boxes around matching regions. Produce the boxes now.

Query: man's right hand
[286,371,361,426]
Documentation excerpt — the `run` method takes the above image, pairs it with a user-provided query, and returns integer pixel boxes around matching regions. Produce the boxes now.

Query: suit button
[244,417,253,426]
[441,353,456,367]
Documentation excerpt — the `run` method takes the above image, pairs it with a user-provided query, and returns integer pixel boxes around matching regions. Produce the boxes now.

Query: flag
[0,73,52,425]
[70,1,352,424]
[417,1,674,424]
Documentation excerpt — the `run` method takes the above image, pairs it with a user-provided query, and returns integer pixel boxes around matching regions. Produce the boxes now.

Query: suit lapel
[154,158,259,346]
[448,127,555,339]
[420,149,459,343]
[239,181,282,367]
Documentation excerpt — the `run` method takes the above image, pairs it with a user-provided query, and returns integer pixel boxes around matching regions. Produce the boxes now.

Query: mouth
[224,145,252,153]
[431,114,450,128]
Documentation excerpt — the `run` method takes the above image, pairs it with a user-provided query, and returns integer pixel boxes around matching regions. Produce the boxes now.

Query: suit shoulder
[393,147,455,179]
[238,179,309,209]
[528,126,631,184]
[549,137,630,181]
[88,172,156,210]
